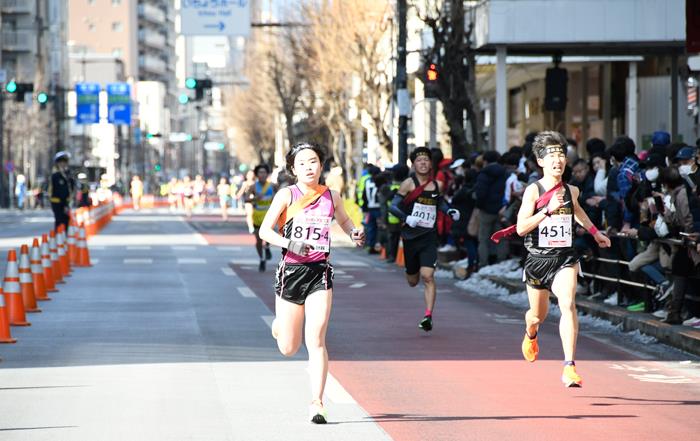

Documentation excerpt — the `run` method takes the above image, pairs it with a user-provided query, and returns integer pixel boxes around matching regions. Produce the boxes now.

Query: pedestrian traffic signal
[154,163,161,172]
[178,93,189,104]
[427,64,438,81]
[425,64,439,98]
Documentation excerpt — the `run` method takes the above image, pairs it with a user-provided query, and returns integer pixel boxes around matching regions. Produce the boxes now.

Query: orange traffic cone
[4,250,30,326]
[0,288,17,343]
[57,225,71,277]
[379,246,387,260]
[49,230,64,283]
[31,238,50,301]
[41,234,58,293]
[67,222,78,265]
[76,225,92,267]
[396,240,405,267]
[19,245,40,313]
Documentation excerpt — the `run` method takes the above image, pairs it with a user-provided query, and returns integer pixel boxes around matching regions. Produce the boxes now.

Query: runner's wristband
[588,226,599,235]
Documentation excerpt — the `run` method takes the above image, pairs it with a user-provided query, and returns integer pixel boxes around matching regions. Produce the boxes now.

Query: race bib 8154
[291,215,332,252]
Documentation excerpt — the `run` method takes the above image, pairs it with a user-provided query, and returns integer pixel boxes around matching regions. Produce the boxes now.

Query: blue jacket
[474,163,507,215]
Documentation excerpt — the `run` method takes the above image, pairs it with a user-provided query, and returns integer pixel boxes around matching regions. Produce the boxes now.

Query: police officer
[49,151,75,230]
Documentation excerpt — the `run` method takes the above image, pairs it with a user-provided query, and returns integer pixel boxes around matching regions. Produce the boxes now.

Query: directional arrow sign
[180,0,250,36]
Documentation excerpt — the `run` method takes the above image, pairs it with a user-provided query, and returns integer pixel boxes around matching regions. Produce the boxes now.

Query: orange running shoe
[521,333,538,362]
[562,364,583,388]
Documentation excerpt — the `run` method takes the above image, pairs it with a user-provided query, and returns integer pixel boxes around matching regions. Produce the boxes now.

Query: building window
[87,23,95,32]
[112,0,121,4]
[87,0,96,4]
[112,21,123,32]
[112,48,122,58]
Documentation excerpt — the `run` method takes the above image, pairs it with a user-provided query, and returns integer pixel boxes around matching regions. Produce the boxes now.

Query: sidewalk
[437,256,700,357]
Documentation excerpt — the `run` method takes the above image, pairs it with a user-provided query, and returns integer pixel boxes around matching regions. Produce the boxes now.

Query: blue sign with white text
[75,83,100,124]
[106,83,132,125]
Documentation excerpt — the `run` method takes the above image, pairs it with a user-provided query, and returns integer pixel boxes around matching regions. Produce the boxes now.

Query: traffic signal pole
[0,91,5,208]
[397,0,409,166]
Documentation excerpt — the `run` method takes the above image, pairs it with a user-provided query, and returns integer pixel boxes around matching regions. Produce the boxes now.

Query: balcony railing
[1,30,34,52]
[0,0,35,14]
[139,54,167,74]
[138,3,166,23]
[139,29,166,49]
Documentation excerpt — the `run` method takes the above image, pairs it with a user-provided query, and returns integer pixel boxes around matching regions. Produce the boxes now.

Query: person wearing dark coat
[474,151,508,265]
[49,151,75,231]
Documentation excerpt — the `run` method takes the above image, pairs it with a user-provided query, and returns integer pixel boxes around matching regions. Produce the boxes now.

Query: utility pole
[397,0,409,165]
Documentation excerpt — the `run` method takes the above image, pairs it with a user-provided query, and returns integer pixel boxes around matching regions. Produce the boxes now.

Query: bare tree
[415,0,483,157]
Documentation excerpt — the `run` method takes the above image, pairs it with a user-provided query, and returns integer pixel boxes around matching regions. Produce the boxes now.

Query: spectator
[450,159,479,273]
[474,150,508,265]
[657,166,700,324]
[15,174,27,209]
[676,146,700,190]
[379,164,409,263]
[586,138,606,159]
[363,165,382,254]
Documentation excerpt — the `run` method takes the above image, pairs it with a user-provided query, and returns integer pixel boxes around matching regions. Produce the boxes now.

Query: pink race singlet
[282,185,335,264]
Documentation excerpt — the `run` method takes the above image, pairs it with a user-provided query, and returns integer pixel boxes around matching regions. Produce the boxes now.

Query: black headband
[538,144,565,159]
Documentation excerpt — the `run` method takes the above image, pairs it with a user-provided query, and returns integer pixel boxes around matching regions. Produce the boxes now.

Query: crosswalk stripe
[177,258,207,264]
[127,246,152,250]
[221,267,236,276]
[123,258,153,264]
[238,287,256,298]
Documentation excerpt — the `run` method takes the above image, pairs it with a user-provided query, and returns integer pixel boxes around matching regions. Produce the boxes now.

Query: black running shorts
[403,233,438,275]
[523,253,581,291]
[275,260,334,305]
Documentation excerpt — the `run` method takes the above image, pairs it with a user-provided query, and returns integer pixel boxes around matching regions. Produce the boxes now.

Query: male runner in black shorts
[389,147,460,332]
[516,131,611,387]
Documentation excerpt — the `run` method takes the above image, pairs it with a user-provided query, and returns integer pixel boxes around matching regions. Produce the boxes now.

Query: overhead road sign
[75,83,100,124]
[106,83,132,125]
[180,0,250,36]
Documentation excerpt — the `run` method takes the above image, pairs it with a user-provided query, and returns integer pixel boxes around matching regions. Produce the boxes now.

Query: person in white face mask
[676,146,700,190]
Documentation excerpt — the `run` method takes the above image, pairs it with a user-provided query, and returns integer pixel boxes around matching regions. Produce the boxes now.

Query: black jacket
[474,163,507,215]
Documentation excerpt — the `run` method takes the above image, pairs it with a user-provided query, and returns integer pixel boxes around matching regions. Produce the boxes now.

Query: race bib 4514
[538,214,572,248]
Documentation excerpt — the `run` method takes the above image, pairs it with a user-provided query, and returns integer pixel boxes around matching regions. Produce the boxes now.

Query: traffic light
[178,93,189,104]
[424,64,439,99]
[145,133,162,139]
[37,91,49,109]
[185,78,213,101]
[5,81,33,102]
[154,163,162,172]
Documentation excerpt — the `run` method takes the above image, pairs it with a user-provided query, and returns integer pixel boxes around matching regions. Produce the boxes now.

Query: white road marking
[238,287,256,298]
[172,246,197,251]
[333,260,369,267]
[260,314,356,404]
[90,258,99,264]
[334,269,346,274]
[218,246,242,251]
[349,283,366,288]
[221,267,236,276]
[261,315,274,327]
[123,258,153,264]
[178,258,207,264]
[230,259,264,265]
[89,246,106,250]
[127,246,152,250]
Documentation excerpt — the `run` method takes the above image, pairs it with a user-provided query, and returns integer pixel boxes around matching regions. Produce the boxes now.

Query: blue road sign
[75,83,100,124]
[106,83,132,125]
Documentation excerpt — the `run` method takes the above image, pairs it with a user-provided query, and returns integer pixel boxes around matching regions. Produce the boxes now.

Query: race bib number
[538,214,572,248]
[410,203,437,228]
[291,215,331,252]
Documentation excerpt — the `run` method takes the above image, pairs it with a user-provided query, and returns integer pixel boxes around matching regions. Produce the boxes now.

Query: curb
[477,273,700,357]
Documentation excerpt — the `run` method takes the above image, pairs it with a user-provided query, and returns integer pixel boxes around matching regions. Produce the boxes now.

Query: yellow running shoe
[562,364,583,388]
[521,333,538,362]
